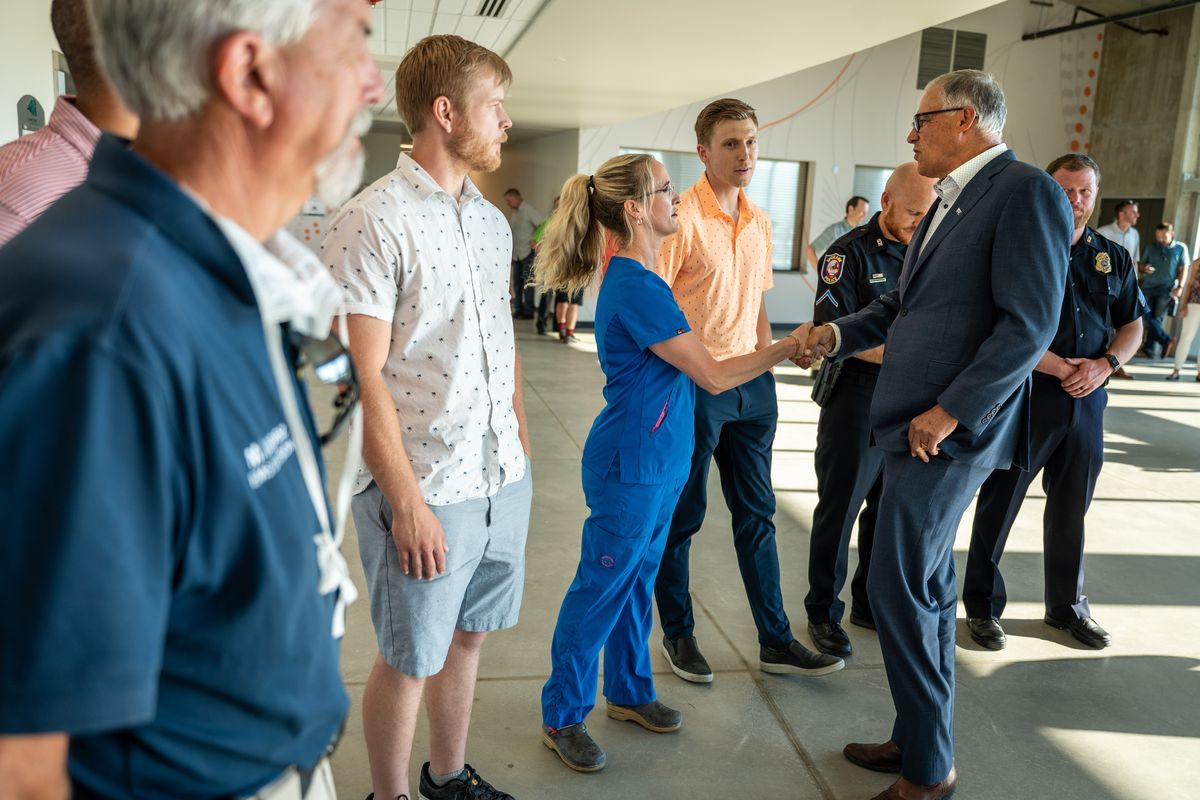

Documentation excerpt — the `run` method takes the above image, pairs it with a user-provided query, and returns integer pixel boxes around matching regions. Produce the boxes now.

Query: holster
[810,359,844,407]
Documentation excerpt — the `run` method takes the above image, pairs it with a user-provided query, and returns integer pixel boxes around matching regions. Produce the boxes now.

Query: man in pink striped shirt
[0,0,136,246]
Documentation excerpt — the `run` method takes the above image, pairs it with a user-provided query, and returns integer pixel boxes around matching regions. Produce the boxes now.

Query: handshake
[784,322,837,369]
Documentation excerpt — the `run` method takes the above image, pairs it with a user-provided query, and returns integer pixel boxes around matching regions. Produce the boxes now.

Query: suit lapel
[899,200,938,298]
[904,150,1016,290]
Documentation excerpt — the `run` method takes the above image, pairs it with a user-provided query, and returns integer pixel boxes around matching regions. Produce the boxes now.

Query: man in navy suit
[800,70,1073,799]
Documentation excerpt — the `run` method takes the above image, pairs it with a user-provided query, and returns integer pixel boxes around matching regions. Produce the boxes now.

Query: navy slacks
[805,368,881,624]
[542,465,686,730]
[870,450,990,785]
[965,379,1105,622]
[654,372,791,648]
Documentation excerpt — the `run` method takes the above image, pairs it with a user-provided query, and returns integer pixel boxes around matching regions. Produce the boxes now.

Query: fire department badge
[821,252,845,284]
[1094,252,1111,274]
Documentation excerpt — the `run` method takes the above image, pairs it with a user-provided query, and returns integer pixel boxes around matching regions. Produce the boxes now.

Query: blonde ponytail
[533,153,656,296]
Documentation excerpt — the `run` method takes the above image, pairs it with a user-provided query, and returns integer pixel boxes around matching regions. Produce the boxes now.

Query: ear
[880,190,892,211]
[696,142,710,168]
[958,105,977,134]
[623,197,643,225]
[431,95,454,134]
[211,31,277,130]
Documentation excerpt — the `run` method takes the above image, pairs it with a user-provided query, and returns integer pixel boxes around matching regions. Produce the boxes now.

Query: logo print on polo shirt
[599,555,615,569]
[244,423,296,489]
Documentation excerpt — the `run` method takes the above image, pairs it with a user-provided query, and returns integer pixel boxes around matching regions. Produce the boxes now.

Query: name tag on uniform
[869,273,886,284]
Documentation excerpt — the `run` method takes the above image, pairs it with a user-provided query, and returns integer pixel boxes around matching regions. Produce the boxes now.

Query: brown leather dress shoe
[869,766,957,799]
[843,740,902,773]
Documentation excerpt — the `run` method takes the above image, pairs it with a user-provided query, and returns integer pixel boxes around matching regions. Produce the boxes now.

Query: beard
[448,119,505,173]
[314,107,373,208]
[881,207,916,245]
[1073,206,1091,228]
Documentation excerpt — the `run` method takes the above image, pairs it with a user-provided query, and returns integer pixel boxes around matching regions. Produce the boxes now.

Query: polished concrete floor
[323,326,1200,799]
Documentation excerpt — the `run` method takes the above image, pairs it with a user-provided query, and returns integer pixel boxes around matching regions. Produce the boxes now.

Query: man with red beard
[321,34,531,800]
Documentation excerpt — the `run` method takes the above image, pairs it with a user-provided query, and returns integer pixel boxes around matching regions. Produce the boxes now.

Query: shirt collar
[934,142,1009,204]
[695,172,754,221]
[864,212,889,252]
[46,95,101,162]
[394,151,484,206]
[87,134,255,305]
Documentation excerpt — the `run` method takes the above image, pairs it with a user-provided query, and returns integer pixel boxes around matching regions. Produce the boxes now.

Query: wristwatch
[1103,353,1121,373]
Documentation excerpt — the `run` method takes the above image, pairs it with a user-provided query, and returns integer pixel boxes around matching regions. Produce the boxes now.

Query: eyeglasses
[911,106,965,133]
[651,181,673,196]
[290,328,360,447]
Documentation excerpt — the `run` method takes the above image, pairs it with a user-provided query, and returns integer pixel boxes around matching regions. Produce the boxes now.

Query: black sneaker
[760,640,845,676]
[661,635,713,683]
[418,763,512,800]
[365,795,409,800]
[807,621,853,657]
[542,723,606,772]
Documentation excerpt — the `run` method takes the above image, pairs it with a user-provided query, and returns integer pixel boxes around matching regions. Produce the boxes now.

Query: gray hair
[930,69,1007,139]
[87,0,319,122]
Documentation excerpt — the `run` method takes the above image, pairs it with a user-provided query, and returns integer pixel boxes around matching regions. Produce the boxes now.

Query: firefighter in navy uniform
[964,154,1144,652]
[804,164,937,657]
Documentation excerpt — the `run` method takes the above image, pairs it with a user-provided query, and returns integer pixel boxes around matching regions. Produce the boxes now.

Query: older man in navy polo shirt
[0,0,383,797]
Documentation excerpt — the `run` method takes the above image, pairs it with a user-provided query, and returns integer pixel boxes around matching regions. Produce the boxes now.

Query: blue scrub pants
[870,450,991,786]
[542,465,687,730]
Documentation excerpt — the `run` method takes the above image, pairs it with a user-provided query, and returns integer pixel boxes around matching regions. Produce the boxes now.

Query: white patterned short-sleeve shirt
[322,153,525,505]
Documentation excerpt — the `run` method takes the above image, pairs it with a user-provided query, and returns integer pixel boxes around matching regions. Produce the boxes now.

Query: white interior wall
[0,0,58,140]
[573,0,1101,324]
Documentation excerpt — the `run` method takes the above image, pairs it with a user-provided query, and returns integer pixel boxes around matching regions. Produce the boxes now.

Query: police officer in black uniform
[964,154,1144,651]
[805,163,937,657]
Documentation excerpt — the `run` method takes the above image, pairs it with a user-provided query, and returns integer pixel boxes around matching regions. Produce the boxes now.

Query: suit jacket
[833,149,1073,471]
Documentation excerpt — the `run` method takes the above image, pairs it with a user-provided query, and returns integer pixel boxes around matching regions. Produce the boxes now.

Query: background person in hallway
[0,0,137,246]
[323,35,530,800]
[1096,199,1140,264]
[804,163,937,659]
[1167,257,1200,381]
[0,0,382,795]
[535,154,817,773]
[654,97,842,685]
[799,69,1072,800]
[964,154,1143,653]
[805,195,871,274]
[1139,222,1188,358]
[505,187,544,319]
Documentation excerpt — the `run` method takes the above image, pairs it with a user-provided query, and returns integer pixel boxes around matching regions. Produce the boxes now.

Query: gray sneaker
[760,640,845,676]
[606,699,683,733]
[661,635,713,683]
[542,722,606,772]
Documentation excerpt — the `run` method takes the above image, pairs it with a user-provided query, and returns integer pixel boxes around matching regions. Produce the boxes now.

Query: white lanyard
[213,216,362,638]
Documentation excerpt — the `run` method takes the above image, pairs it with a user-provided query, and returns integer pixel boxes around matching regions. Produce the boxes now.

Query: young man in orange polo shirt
[653,99,843,682]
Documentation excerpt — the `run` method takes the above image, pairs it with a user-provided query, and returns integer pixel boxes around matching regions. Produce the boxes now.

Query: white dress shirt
[919,142,1009,255]
[322,153,526,505]
[1095,222,1140,265]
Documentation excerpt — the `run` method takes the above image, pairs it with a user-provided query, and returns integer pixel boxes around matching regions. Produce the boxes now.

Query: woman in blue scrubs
[534,153,812,772]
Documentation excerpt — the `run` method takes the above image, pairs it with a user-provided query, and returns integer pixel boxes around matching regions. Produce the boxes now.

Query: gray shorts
[353,468,532,678]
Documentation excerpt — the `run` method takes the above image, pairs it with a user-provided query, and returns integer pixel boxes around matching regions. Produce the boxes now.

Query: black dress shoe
[967,617,1007,650]
[849,606,876,630]
[1045,615,1111,649]
[808,621,853,657]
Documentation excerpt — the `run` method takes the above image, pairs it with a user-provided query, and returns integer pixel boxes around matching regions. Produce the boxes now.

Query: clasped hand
[789,323,837,369]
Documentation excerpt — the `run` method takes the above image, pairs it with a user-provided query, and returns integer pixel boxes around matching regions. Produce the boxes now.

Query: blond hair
[395,34,512,134]
[694,98,758,146]
[533,154,657,296]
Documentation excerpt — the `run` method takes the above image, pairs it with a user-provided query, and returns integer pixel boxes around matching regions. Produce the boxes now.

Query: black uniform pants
[964,377,1106,622]
[804,367,881,624]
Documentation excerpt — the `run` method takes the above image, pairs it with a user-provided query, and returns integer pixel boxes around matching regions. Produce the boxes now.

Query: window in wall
[852,165,893,211]
[620,147,810,271]
[917,28,987,89]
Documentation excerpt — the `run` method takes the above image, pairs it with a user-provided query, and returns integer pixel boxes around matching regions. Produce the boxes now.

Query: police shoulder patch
[821,252,845,284]
[1095,252,1112,274]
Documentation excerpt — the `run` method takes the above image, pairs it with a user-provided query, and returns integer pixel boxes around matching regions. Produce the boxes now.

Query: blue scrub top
[0,136,347,797]
[582,256,696,484]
